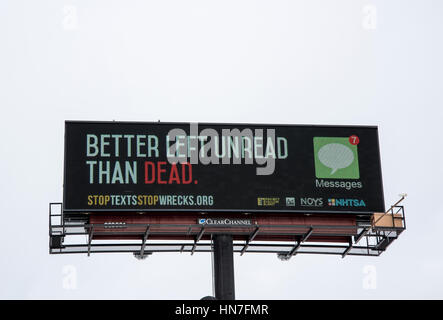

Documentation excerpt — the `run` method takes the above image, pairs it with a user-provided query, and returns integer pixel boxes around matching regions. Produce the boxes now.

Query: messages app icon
[313,137,360,179]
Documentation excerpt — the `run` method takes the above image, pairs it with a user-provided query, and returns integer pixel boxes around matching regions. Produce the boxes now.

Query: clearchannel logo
[198,218,253,225]
[313,136,360,179]
[327,198,366,207]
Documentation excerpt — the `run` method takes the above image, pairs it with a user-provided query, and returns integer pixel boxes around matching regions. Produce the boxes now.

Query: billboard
[63,121,385,214]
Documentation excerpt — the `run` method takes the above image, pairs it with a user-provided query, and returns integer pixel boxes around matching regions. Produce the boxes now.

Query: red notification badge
[349,135,360,145]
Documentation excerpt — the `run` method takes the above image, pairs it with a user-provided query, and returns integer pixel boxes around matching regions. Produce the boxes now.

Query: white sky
[1,0,442,299]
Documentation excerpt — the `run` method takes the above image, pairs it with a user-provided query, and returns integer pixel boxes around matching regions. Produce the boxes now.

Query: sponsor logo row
[257,197,366,208]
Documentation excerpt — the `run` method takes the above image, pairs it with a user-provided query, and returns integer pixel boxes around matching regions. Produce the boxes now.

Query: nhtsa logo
[328,198,366,207]
[198,218,253,226]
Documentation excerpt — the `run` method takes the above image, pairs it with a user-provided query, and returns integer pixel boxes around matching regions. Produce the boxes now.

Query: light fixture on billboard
[277,253,291,261]
[134,252,152,260]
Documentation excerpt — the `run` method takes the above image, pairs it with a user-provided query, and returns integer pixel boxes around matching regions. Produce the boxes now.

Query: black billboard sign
[63,121,385,214]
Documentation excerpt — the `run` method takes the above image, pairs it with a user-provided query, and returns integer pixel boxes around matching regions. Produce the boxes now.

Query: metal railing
[49,201,405,259]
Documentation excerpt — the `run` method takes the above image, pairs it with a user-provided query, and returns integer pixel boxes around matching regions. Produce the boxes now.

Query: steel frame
[49,202,405,259]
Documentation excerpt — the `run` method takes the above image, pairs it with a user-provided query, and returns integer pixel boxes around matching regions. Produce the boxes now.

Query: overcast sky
[1,0,442,299]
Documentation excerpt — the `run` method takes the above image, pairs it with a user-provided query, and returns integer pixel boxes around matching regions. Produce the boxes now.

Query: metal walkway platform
[49,201,405,259]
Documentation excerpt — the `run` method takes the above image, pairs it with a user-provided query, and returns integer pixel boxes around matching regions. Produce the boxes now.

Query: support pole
[213,234,235,300]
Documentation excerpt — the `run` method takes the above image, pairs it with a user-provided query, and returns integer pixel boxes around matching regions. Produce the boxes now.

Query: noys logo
[300,197,323,207]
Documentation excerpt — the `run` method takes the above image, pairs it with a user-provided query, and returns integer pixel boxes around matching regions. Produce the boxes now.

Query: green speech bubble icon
[313,137,360,179]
